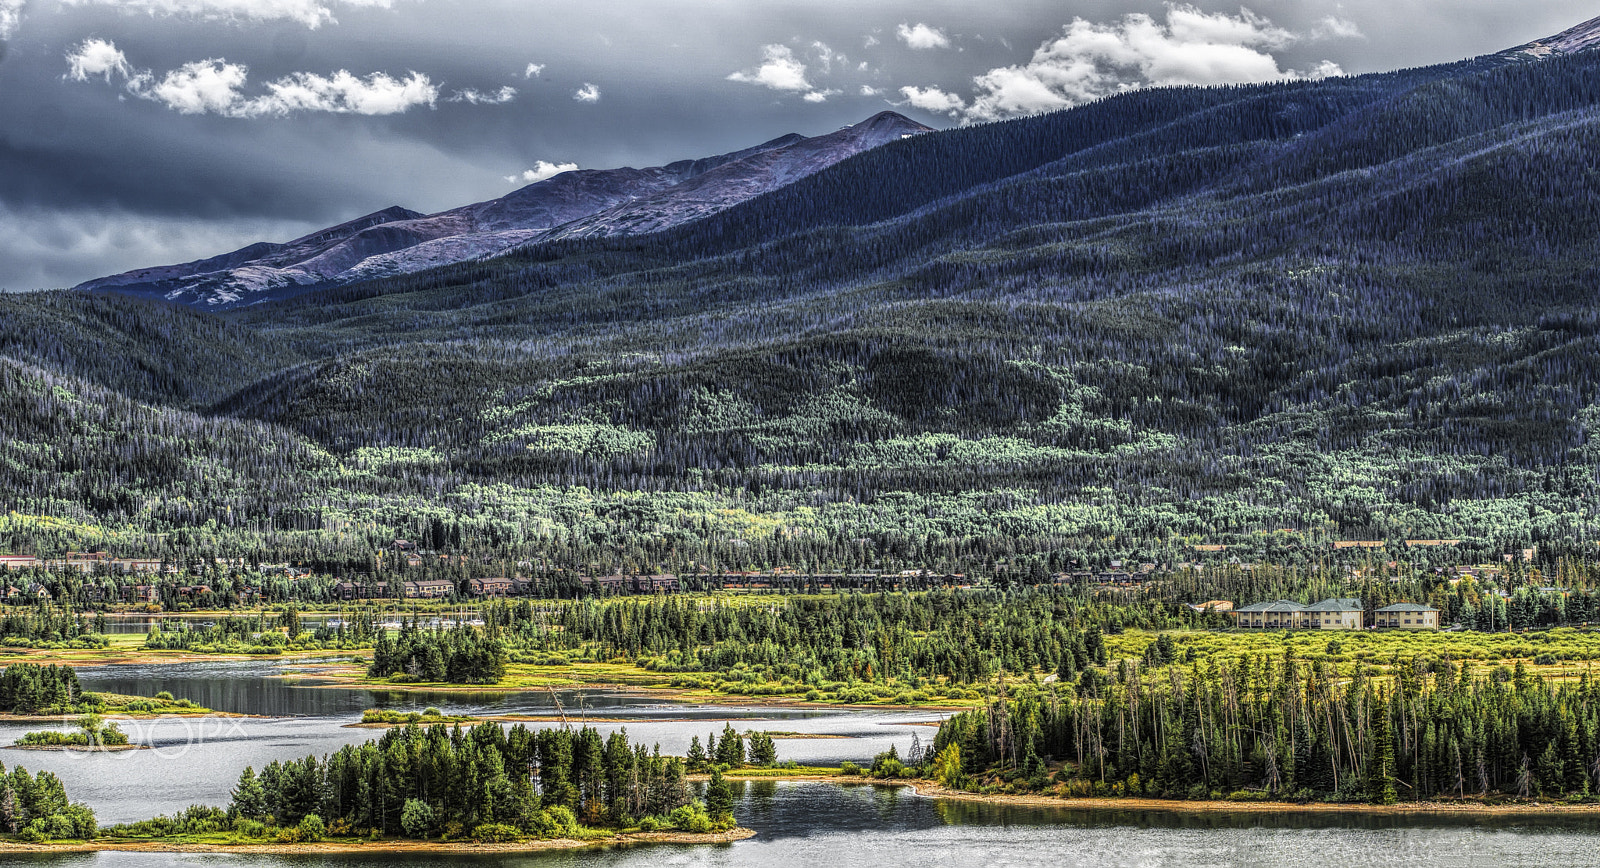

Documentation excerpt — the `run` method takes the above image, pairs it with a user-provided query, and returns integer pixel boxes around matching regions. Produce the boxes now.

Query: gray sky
[1,0,1596,291]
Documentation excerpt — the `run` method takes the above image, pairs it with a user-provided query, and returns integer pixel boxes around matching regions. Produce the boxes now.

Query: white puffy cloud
[64,37,133,82]
[727,44,810,92]
[64,39,440,117]
[572,82,600,102]
[727,43,841,102]
[248,69,436,115]
[141,58,250,114]
[912,4,1347,124]
[896,22,950,50]
[523,62,544,78]
[0,0,24,40]
[859,85,883,97]
[505,160,577,185]
[56,0,396,29]
[450,85,516,104]
[898,85,965,115]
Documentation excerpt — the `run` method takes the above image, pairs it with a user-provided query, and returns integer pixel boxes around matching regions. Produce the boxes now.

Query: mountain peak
[852,110,934,136]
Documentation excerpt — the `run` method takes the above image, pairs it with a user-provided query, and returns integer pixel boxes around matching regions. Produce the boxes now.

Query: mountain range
[75,111,931,308]
[6,15,1600,573]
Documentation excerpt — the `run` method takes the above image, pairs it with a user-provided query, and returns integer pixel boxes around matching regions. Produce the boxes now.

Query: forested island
[0,722,749,851]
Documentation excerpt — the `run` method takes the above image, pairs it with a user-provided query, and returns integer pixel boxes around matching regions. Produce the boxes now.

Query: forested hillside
[4,38,1600,575]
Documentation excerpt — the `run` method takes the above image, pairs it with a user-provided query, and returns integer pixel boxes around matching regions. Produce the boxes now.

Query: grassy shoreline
[841,778,1600,816]
[281,660,971,713]
[0,828,757,854]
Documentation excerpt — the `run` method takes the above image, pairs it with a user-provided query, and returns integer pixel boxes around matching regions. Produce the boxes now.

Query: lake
[0,662,1595,867]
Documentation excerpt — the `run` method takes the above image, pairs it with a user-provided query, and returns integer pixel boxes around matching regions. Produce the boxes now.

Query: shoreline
[286,668,969,714]
[4,743,147,752]
[890,779,1600,816]
[0,712,255,723]
[0,828,756,854]
[712,774,1600,817]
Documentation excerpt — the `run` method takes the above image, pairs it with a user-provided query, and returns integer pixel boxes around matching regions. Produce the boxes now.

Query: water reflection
[5,781,1600,867]
[76,659,660,718]
[21,661,1600,867]
[75,660,906,724]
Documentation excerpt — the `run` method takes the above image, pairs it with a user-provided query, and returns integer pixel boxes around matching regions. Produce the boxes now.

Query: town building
[1232,600,1306,629]
[468,577,516,597]
[1301,598,1364,630]
[1234,598,1369,630]
[402,579,456,599]
[1373,603,1439,630]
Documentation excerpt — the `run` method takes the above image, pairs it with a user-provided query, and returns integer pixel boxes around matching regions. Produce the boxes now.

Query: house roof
[1376,602,1437,612]
[1235,599,1304,613]
[1304,597,1363,612]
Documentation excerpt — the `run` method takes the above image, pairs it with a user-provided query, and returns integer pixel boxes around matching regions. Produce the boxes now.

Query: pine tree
[704,767,734,823]
[230,766,268,820]
[715,723,744,768]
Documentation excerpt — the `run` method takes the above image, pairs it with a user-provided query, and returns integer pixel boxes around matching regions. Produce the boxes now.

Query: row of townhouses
[1232,598,1441,630]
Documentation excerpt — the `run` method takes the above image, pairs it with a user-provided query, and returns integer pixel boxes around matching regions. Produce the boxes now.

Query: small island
[11,713,142,752]
[0,721,753,853]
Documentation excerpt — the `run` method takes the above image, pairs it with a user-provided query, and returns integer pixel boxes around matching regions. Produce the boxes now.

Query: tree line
[219,722,735,841]
[931,653,1600,803]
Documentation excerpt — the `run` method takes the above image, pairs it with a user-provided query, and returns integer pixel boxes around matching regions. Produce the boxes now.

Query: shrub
[296,814,326,842]
[667,802,712,834]
[528,805,579,839]
[154,691,174,702]
[470,823,522,843]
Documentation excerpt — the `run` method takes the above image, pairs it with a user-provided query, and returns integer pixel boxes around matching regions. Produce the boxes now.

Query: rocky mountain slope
[1507,14,1600,59]
[74,112,931,309]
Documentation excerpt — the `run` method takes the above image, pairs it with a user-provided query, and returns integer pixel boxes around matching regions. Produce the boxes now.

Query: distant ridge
[74,112,932,309]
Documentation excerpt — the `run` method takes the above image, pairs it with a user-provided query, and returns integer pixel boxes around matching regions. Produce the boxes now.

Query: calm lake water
[9,661,941,823]
[0,662,1596,867]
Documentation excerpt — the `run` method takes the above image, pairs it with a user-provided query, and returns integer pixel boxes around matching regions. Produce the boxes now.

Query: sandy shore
[0,828,756,854]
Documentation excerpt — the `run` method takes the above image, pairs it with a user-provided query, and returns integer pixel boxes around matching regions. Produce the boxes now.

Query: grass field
[1105,627,1600,681]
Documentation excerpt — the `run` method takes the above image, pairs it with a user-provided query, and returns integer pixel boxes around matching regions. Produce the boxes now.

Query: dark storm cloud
[1,0,1596,290]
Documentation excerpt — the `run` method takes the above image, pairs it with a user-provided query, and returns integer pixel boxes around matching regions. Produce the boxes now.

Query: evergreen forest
[2,43,1600,582]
